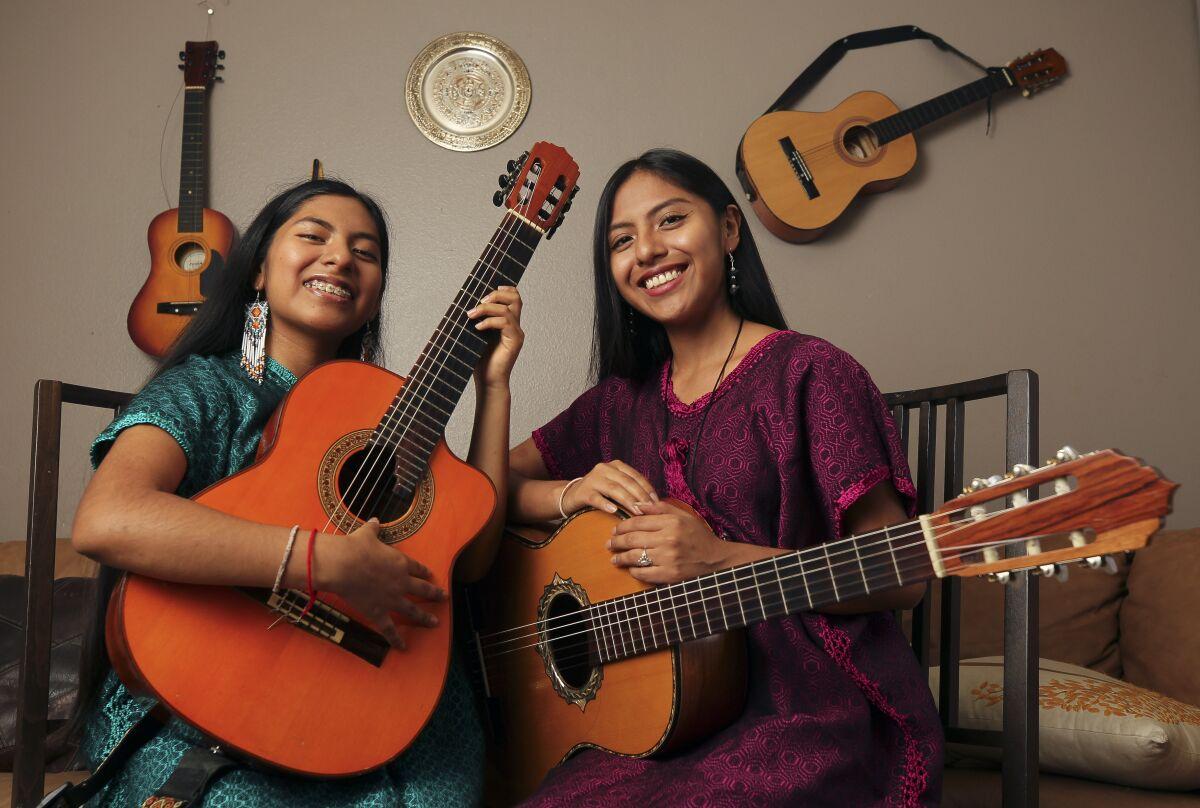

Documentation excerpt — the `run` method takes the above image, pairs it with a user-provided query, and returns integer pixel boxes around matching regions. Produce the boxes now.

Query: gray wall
[3,0,1198,539]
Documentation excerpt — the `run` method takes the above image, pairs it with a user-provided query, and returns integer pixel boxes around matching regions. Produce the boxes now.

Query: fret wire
[853,539,870,593]
[698,575,714,635]
[771,554,789,615]
[747,563,765,623]
[631,591,647,653]
[611,602,628,659]
[821,543,840,601]
[885,526,903,586]
[586,606,606,664]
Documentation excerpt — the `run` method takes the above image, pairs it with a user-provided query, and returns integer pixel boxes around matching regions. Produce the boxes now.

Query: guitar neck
[178,87,209,232]
[372,213,543,503]
[870,70,1013,146]
[591,523,935,663]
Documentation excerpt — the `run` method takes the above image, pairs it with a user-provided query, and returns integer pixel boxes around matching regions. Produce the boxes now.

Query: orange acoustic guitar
[106,142,581,777]
[736,49,1067,243]
[473,448,1174,802]
[127,41,233,357]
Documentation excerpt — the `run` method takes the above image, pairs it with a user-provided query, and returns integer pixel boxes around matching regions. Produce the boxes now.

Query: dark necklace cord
[666,316,746,493]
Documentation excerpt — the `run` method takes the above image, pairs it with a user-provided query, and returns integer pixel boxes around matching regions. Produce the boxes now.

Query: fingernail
[466,307,477,316]
[610,556,619,565]
[604,503,617,513]
[605,540,613,550]
[428,616,439,626]
[651,492,660,502]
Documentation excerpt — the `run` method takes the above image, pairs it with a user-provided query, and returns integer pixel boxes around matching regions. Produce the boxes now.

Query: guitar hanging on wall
[127,41,232,357]
[736,48,1067,243]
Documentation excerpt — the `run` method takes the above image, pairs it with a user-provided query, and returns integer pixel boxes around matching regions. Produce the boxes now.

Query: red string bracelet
[296,528,318,622]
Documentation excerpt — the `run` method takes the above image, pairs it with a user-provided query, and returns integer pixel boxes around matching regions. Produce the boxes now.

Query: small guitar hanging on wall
[736,48,1067,243]
[127,41,232,357]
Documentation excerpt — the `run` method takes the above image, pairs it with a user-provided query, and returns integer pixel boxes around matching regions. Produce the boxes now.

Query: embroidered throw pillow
[930,657,1200,790]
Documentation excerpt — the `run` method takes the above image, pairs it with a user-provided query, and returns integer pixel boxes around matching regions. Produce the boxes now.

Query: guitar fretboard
[371,213,542,504]
[178,88,208,233]
[869,70,1012,146]
[586,525,935,663]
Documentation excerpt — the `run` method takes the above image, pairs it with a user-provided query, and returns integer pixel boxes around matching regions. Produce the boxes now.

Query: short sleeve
[531,380,617,481]
[800,345,916,537]
[90,362,209,472]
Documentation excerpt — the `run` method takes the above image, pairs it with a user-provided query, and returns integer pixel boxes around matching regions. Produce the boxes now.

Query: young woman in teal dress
[71,178,524,806]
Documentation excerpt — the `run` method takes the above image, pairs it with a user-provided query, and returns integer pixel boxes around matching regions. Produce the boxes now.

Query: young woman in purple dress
[507,149,944,806]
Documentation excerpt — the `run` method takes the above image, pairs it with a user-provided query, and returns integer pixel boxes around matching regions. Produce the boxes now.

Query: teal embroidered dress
[82,351,483,807]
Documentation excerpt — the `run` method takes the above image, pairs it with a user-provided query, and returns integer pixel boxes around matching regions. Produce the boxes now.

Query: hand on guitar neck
[606,480,923,613]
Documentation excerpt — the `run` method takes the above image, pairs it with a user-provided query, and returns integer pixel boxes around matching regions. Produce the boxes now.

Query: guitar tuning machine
[492,190,506,207]
[1056,446,1080,462]
[179,51,187,60]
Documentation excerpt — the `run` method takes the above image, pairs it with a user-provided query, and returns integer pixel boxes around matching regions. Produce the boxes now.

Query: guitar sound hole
[336,446,414,523]
[545,593,596,689]
[842,125,880,161]
[174,241,207,272]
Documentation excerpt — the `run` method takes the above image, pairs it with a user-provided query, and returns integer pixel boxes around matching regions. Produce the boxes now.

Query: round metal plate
[405,32,531,152]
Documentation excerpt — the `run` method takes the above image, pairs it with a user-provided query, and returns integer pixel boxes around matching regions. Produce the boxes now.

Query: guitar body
[738,91,917,243]
[106,360,496,777]
[127,207,234,357]
[477,507,747,803]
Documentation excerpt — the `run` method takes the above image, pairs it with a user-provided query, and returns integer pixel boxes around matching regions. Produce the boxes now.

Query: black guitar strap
[765,25,990,114]
[36,705,237,808]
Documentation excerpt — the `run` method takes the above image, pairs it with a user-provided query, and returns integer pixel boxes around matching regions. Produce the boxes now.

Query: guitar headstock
[927,448,1176,580]
[492,141,580,239]
[1006,48,1066,97]
[179,41,225,89]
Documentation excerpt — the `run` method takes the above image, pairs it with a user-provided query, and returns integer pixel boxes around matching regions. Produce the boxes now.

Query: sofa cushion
[917,555,1129,677]
[931,657,1200,791]
[1122,529,1200,707]
[943,765,1200,807]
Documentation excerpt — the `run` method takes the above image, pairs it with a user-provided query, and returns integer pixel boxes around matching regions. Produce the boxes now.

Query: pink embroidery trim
[832,466,919,538]
[661,329,792,416]
[531,427,565,481]
[659,436,731,538]
[814,614,929,808]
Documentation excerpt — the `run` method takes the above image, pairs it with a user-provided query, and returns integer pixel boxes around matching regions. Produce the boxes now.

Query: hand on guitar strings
[606,500,733,584]
[319,517,448,650]
[467,285,525,391]
[564,460,660,517]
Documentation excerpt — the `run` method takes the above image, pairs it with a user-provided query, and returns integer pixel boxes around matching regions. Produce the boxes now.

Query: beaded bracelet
[558,477,585,521]
[272,525,301,593]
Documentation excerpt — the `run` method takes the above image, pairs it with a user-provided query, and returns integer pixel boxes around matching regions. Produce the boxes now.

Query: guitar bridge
[778,136,820,200]
[155,301,203,315]
[237,587,389,667]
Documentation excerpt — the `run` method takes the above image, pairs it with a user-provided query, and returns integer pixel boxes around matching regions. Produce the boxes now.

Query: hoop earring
[240,290,268,384]
[727,251,740,296]
[360,321,377,363]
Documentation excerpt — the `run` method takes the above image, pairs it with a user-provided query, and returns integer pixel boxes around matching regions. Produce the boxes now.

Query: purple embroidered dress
[527,331,942,807]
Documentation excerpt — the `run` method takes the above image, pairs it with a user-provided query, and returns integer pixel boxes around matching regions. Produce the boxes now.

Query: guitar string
[477,487,1054,645]
[478,506,1017,659]
[341,179,542,531]
[477,531,1052,680]
[313,208,529,538]
[783,77,1007,165]
[318,192,537,543]
[477,501,1060,662]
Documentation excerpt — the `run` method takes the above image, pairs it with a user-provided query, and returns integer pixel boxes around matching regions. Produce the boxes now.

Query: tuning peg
[986,571,1012,585]
[498,174,512,189]
[1011,463,1036,476]
[215,76,224,82]
[570,186,580,199]
[986,474,1005,487]
[545,224,559,240]
[218,50,226,59]
[1038,563,1070,583]
[217,64,225,70]
[179,51,187,60]
[506,159,517,173]
[1056,446,1080,462]
[969,477,988,491]
[492,190,505,207]
[178,64,186,71]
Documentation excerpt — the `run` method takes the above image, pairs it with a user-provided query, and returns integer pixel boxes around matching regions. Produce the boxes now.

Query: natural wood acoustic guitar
[106,141,580,776]
[736,49,1067,242]
[127,41,233,357]
[474,448,1173,802]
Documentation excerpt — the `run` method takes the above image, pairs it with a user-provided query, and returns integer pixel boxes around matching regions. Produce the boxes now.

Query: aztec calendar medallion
[405,32,531,152]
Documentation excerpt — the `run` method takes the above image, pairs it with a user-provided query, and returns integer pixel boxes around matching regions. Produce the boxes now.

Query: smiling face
[607,170,740,330]
[255,194,384,360]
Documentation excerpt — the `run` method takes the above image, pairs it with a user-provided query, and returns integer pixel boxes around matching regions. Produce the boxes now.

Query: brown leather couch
[934,528,1200,806]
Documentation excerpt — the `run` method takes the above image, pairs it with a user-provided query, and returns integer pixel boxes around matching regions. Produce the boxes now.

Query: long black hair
[590,148,787,382]
[153,178,390,379]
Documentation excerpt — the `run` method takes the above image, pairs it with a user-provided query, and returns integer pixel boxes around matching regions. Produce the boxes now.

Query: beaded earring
[727,251,740,296]
[240,290,268,383]
[359,321,376,363]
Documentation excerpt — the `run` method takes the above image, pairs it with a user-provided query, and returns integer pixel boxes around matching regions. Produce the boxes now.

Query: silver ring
[636,548,652,567]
